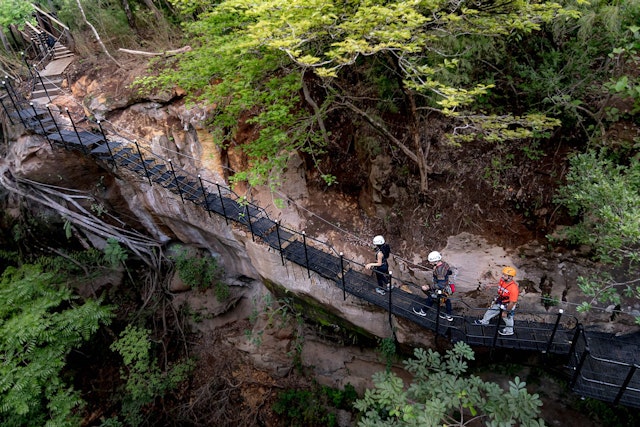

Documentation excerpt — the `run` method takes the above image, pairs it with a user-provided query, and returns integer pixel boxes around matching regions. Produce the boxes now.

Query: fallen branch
[118,46,192,57]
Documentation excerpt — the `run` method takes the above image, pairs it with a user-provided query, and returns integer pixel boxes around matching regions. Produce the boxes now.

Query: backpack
[434,262,449,282]
[380,243,391,261]
[434,262,455,293]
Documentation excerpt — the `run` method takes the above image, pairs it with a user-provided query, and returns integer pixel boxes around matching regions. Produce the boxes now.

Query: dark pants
[374,264,389,288]
[425,293,452,315]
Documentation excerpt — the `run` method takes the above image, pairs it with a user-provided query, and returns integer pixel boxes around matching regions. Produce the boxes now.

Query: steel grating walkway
[3,94,640,409]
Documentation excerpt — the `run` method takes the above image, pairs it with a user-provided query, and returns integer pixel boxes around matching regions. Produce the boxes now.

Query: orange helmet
[502,266,517,277]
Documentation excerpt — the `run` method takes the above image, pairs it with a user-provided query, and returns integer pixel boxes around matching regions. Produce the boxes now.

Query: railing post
[387,271,393,325]
[275,220,284,265]
[492,305,505,348]
[3,77,21,106]
[65,108,87,154]
[133,139,152,186]
[46,104,67,149]
[545,309,563,354]
[21,52,34,80]
[30,102,53,149]
[569,348,590,389]
[34,69,52,103]
[198,175,210,217]
[96,120,113,166]
[216,182,228,224]
[2,80,27,127]
[0,97,14,125]
[567,324,584,360]
[302,231,310,278]
[434,290,442,333]
[168,159,185,203]
[614,364,638,405]
[245,203,255,241]
[340,252,346,301]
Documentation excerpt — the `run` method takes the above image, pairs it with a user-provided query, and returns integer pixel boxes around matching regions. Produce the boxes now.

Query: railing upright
[4,77,21,105]
[46,105,66,149]
[216,183,228,224]
[198,175,211,217]
[66,108,87,154]
[0,97,14,125]
[133,139,152,186]
[614,364,638,405]
[2,80,27,127]
[491,306,505,349]
[302,231,310,278]
[21,52,34,80]
[545,309,564,354]
[434,290,442,333]
[96,120,113,165]
[34,69,52,103]
[569,348,590,389]
[276,220,284,265]
[245,203,255,241]
[168,159,184,203]
[340,252,346,300]
[30,102,53,149]
[388,271,393,326]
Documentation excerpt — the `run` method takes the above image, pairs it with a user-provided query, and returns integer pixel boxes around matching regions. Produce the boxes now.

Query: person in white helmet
[413,251,454,321]
[366,235,391,293]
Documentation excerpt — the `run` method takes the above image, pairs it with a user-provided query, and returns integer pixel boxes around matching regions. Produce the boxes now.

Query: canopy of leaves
[0,263,113,426]
[554,149,640,319]
[138,0,582,186]
[555,149,640,267]
[0,0,32,30]
[355,342,545,426]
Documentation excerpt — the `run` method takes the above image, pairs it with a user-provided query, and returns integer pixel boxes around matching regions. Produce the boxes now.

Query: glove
[500,304,506,311]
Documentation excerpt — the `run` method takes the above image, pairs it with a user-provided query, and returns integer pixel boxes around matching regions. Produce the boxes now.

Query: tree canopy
[138,0,584,190]
[355,342,545,426]
[0,263,113,426]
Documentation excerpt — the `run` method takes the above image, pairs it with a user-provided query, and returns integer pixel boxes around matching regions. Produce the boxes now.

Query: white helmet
[427,251,442,263]
[373,235,385,245]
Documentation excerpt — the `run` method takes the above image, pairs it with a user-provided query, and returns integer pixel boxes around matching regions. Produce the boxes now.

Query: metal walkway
[1,84,639,409]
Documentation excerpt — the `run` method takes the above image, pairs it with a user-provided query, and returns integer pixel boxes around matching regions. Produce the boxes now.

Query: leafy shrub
[0,263,113,426]
[272,382,358,427]
[171,249,227,297]
[109,325,193,427]
[355,342,545,426]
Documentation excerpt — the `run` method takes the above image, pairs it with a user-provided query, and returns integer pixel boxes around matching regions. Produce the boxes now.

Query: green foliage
[575,396,637,427]
[377,337,396,373]
[604,26,640,117]
[138,0,576,189]
[554,149,640,266]
[109,325,193,427]
[104,238,128,268]
[553,149,640,320]
[170,248,226,296]
[355,342,545,426]
[0,0,33,30]
[272,382,358,427]
[0,263,113,426]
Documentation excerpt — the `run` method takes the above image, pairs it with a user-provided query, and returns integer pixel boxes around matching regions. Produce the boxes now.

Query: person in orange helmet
[474,266,519,336]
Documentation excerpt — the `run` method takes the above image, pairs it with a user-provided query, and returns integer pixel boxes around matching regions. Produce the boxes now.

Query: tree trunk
[141,0,164,22]
[74,0,123,69]
[121,0,137,31]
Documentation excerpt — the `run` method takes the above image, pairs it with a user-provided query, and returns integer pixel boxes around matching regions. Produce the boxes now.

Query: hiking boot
[474,320,488,326]
[439,313,453,322]
[413,307,426,317]
[499,328,514,336]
